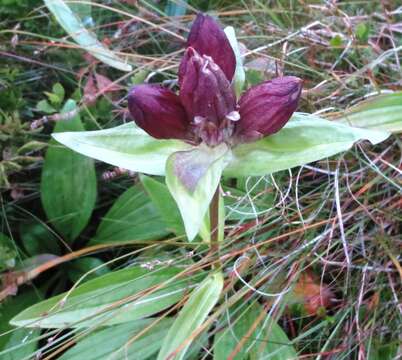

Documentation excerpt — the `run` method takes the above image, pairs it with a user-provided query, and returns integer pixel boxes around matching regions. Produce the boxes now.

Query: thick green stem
[209,185,221,268]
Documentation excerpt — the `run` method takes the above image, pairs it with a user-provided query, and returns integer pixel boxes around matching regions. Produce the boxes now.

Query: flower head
[128,13,302,147]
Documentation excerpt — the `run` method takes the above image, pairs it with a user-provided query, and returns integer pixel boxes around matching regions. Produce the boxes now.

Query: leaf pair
[53,113,389,241]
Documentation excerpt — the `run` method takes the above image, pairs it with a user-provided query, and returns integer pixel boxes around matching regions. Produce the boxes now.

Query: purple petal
[236,76,302,142]
[179,47,236,146]
[128,85,190,140]
[186,13,236,82]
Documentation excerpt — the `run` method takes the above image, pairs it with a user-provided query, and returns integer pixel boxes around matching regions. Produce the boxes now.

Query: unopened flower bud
[235,76,302,142]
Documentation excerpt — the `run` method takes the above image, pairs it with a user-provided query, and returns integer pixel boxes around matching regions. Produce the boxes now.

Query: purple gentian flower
[128,13,302,147]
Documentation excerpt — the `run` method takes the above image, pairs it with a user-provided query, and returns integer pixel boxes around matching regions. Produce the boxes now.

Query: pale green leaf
[157,272,224,360]
[334,92,402,133]
[224,26,245,97]
[44,0,132,71]
[90,184,168,244]
[52,123,191,176]
[11,266,199,328]
[41,100,97,242]
[224,113,390,177]
[165,143,231,241]
[59,318,173,360]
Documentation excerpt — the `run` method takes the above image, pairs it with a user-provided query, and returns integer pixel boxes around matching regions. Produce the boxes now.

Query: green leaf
[224,26,245,97]
[367,340,398,360]
[52,82,65,103]
[11,266,199,329]
[17,140,47,154]
[140,175,185,237]
[44,0,132,71]
[140,175,220,243]
[41,100,97,243]
[165,0,187,16]
[90,184,168,245]
[20,221,60,256]
[224,113,390,177]
[59,318,174,360]
[330,35,343,47]
[334,92,402,133]
[69,0,92,23]
[68,257,109,283]
[157,271,224,360]
[52,122,191,176]
[0,290,42,359]
[355,22,369,43]
[36,99,56,114]
[165,143,231,241]
[0,233,16,271]
[214,302,297,360]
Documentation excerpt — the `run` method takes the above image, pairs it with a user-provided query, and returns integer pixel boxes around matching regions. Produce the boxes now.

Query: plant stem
[209,185,221,269]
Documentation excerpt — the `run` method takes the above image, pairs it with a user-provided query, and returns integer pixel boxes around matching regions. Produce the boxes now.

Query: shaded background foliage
[0,0,401,359]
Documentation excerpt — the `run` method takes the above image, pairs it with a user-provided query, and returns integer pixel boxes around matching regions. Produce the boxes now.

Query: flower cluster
[128,13,302,147]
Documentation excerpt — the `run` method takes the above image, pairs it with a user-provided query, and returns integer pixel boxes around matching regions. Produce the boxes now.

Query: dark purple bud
[236,76,302,142]
[128,84,190,140]
[186,13,236,82]
[179,47,237,146]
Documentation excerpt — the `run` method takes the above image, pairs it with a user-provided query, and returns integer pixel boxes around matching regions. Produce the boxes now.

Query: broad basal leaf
[214,302,297,360]
[41,100,97,243]
[90,184,168,244]
[157,271,224,360]
[165,143,231,241]
[11,266,200,329]
[59,318,174,360]
[52,122,191,176]
[334,92,402,133]
[44,0,132,71]
[140,175,185,237]
[0,290,42,360]
[224,113,390,177]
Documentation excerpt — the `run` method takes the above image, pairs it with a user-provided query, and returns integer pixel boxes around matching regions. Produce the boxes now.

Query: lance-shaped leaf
[157,271,224,360]
[59,318,174,360]
[334,91,402,133]
[44,0,131,71]
[11,267,200,329]
[224,26,245,98]
[41,100,97,243]
[224,113,390,177]
[52,122,192,176]
[165,143,231,241]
